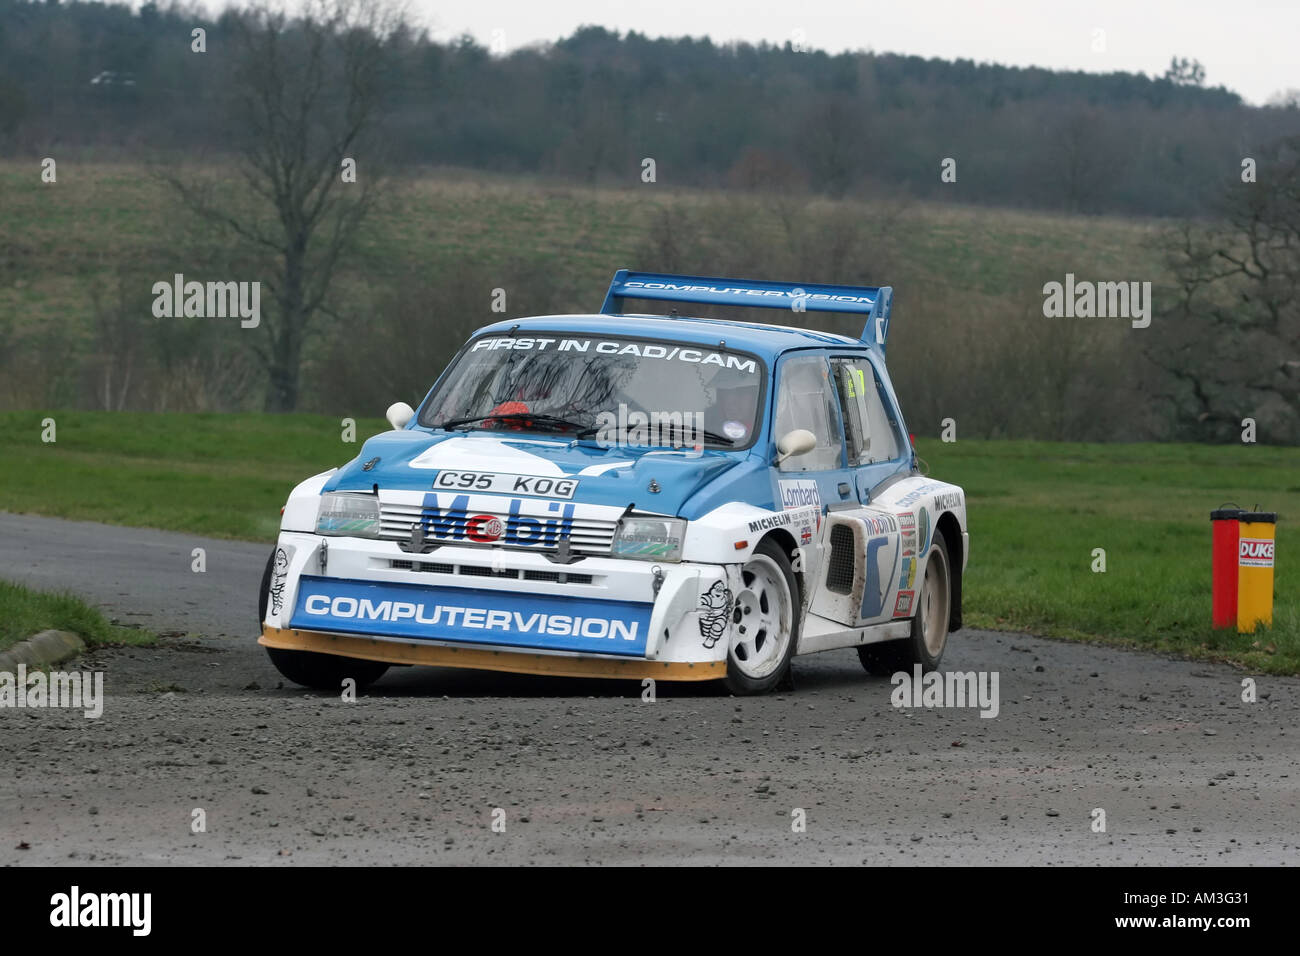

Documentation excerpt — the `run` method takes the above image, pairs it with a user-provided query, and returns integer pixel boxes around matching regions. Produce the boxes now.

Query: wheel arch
[935,510,963,632]
[753,527,806,648]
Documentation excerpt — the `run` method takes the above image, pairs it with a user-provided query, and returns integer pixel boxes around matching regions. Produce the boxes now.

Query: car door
[770,351,854,514]
[829,354,907,504]
[818,354,910,624]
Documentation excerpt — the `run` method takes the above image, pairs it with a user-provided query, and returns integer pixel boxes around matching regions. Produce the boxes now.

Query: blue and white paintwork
[262,272,969,677]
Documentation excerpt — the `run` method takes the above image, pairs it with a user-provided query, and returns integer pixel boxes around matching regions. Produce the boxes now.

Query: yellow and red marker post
[1210,507,1243,629]
[1237,511,1277,633]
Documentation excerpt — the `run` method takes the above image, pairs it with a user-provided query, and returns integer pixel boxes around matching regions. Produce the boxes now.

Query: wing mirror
[775,428,817,464]
[386,402,415,430]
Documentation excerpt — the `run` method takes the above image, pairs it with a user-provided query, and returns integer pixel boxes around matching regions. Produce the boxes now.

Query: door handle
[838,482,851,498]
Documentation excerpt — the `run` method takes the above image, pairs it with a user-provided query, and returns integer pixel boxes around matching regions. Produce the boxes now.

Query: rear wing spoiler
[600,270,894,350]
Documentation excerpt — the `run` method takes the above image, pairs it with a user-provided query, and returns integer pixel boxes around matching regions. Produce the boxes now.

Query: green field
[0,579,154,653]
[1,411,1295,671]
[0,162,1167,341]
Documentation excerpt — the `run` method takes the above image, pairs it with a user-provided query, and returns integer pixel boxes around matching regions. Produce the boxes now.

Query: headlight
[612,516,686,562]
[315,493,381,538]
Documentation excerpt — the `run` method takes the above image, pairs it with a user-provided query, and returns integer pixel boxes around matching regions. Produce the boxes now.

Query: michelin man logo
[269,548,289,615]
[698,580,732,649]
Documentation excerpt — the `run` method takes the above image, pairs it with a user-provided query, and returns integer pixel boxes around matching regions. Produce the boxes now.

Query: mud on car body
[259,271,969,695]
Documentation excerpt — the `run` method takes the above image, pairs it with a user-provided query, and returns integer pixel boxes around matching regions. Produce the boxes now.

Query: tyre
[258,547,389,691]
[723,538,801,695]
[257,548,275,624]
[265,646,389,691]
[858,528,952,676]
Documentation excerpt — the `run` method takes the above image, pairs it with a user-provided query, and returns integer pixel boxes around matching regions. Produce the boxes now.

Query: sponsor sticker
[748,505,819,534]
[723,420,749,441]
[290,576,652,656]
[858,511,898,536]
[469,336,759,374]
[891,480,947,508]
[413,493,576,548]
[898,511,917,557]
[900,555,916,590]
[1239,538,1275,568]
[933,491,963,511]
[860,533,900,619]
[433,470,579,500]
[778,478,821,511]
[893,590,915,617]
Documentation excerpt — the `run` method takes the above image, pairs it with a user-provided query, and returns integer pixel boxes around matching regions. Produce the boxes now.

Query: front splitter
[260,625,726,681]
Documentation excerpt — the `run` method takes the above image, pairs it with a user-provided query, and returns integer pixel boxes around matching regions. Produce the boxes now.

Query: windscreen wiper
[647,422,737,446]
[436,413,591,433]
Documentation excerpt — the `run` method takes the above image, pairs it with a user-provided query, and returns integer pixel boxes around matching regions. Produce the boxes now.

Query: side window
[832,357,901,464]
[774,354,844,472]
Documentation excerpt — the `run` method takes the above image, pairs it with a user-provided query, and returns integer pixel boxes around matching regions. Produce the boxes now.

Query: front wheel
[723,539,801,695]
[858,529,952,676]
[265,646,390,692]
[258,547,389,691]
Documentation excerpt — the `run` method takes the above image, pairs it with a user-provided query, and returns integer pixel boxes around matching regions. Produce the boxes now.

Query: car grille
[389,559,596,585]
[378,502,617,555]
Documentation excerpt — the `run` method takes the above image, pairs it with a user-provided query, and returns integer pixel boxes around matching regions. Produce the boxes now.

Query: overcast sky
[402,0,1297,105]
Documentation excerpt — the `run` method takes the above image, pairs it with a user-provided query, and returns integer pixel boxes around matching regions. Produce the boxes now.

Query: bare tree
[1048,108,1120,213]
[1149,136,1300,442]
[159,0,400,411]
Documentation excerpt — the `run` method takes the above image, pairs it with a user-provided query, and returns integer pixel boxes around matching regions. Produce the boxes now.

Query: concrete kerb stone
[0,629,85,674]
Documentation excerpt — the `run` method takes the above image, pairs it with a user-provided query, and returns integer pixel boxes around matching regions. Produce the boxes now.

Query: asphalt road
[2,511,1297,865]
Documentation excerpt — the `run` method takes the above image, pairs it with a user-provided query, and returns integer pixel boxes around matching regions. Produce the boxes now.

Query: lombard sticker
[778,479,821,511]
[893,590,915,617]
[433,470,579,500]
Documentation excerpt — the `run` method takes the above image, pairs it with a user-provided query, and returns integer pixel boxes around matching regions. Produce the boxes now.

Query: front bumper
[264,531,740,670]
[259,625,726,681]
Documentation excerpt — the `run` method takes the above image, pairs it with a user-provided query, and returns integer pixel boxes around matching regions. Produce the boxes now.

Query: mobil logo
[419,493,575,547]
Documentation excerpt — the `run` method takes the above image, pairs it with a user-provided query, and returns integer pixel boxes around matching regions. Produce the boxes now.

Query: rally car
[258,271,969,695]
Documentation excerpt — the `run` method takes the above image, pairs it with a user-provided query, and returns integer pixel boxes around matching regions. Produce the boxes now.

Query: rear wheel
[723,539,800,695]
[858,529,952,676]
[258,547,389,691]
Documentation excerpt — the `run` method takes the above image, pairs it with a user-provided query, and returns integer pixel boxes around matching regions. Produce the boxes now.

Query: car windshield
[420,333,765,448]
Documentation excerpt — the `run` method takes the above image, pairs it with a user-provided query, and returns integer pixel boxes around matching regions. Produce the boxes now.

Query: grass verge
[0,579,155,654]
